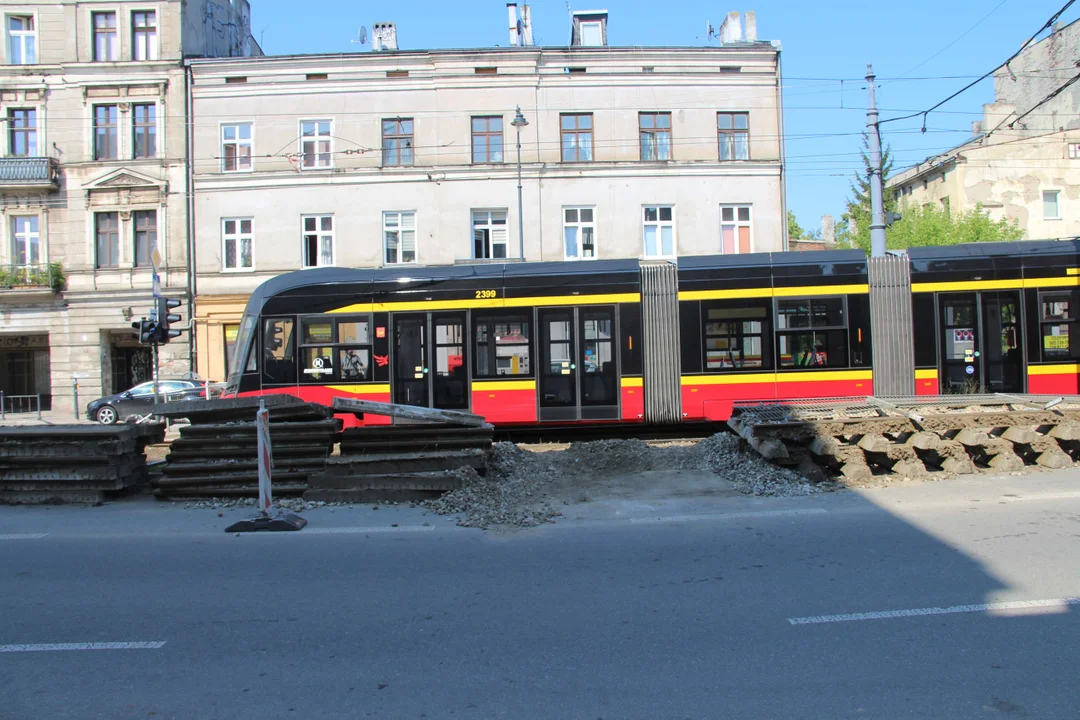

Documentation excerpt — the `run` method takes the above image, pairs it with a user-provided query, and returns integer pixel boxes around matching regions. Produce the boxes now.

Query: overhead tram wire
[879,0,1077,130]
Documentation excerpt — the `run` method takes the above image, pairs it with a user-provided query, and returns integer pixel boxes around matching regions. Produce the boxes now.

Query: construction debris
[0,424,165,504]
[729,394,1080,483]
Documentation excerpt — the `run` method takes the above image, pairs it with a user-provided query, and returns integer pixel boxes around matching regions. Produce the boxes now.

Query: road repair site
[2,392,1080,530]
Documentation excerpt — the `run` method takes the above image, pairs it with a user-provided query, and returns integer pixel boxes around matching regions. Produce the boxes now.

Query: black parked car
[87,380,207,424]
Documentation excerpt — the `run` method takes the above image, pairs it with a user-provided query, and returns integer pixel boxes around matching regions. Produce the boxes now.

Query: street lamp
[511,106,528,262]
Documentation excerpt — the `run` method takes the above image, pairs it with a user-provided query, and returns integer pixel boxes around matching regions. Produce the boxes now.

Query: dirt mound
[424,433,821,529]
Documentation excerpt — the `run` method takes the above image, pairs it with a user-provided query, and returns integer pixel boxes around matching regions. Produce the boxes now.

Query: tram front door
[938,291,1023,393]
[537,306,620,421]
[391,312,469,410]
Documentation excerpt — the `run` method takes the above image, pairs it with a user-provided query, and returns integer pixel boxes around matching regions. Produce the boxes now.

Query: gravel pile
[424,432,823,529]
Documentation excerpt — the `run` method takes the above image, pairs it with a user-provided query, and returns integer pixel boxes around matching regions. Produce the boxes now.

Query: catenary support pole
[152,341,160,407]
[866,64,887,258]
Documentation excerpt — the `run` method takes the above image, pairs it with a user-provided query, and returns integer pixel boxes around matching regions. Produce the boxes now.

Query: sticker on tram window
[376,326,386,339]
[475,289,497,299]
[1045,335,1069,349]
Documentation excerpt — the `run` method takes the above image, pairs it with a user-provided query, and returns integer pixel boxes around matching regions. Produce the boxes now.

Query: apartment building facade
[189,15,786,380]
[0,0,256,415]
[887,19,1080,240]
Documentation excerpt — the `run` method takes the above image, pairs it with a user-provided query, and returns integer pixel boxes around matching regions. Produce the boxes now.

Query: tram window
[702,303,769,370]
[435,321,465,378]
[582,316,613,374]
[338,319,370,344]
[338,348,370,380]
[302,318,334,345]
[1041,293,1078,359]
[262,317,297,384]
[475,314,531,377]
[775,297,847,369]
[778,330,847,368]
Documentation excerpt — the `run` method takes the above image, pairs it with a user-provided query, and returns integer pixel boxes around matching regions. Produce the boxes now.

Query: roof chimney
[719,12,742,43]
[521,4,533,46]
[508,3,520,46]
[571,9,608,46]
[744,11,757,42]
[372,22,398,51]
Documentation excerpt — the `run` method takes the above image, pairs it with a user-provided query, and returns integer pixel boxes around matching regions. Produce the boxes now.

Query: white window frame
[720,204,753,255]
[221,217,254,272]
[10,214,40,266]
[471,209,509,260]
[91,9,120,62]
[220,122,254,172]
[299,119,332,170]
[642,205,676,259]
[301,214,334,268]
[562,206,597,261]
[580,21,603,46]
[1043,189,1062,220]
[1069,143,1080,160]
[131,9,158,61]
[383,210,417,265]
[5,13,36,65]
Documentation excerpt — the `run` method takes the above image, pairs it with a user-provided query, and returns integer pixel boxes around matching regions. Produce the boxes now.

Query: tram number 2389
[475,289,498,299]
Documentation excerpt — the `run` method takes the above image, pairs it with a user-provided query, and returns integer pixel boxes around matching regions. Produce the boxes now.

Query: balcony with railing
[0,262,65,294]
[0,157,59,192]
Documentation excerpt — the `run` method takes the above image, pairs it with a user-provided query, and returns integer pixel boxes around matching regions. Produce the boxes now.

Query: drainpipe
[775,45,789,252]
[185,61,198,375]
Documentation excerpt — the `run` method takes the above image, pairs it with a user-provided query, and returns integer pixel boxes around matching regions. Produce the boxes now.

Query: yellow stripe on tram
[1027,364,1080,376]
[329,292,640,315]
[679,284,869,301]
[620,377,644,388]
[915,369,938,379]
[326,384,391,394]
[472,380,537,391]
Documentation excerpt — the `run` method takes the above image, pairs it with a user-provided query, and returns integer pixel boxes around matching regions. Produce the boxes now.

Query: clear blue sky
[251,0,1080,234]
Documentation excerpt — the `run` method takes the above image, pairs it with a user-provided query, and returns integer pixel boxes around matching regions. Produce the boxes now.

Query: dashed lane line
[0,533,48,540]
[789,597,1080,626]
[630,509,828,525]
[0,642,166,652]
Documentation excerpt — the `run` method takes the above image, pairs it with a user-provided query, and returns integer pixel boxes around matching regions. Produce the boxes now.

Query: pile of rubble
[425,433,818,528]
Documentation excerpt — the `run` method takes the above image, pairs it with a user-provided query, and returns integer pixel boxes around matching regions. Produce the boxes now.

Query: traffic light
[155,296,183,344]
[131,318,158,344]
[885,211,903,227]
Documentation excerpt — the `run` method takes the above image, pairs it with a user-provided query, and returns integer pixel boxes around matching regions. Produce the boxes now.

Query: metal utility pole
[511,106,529,261]
[865,64,888,257]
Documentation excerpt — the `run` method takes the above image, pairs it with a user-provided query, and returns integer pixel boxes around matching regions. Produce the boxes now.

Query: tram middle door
[393,314,429,407]
[392,312,469,410]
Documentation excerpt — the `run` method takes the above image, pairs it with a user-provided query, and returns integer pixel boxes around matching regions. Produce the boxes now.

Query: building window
[1041,292,1078,360]
[383,211,417,265]
[221,123,252,172]
[132,104,156,159]
[8,108,36,156]
[471,116,503,163]
[720,205,752,254]
[703,301,770,370]
[776,297,848,369]
[642,206,674,258]
[6,15,35,64]
[563,207,596,260]
[300,120,332,169]
[1043,190,1061,220]
[472,209,508,259]
[1069,144,1080,160]
[132,11,157,60]
[95,212,120,269]
[560,113,593,162]
[10,215,39,265]
[580,21,603,46]
[302,215,333,267]
[474,313,531,377]
[222,218,253,271]
[133,210,156,267]
[717,112,749,160]
[940,196,950,214]
[93,105,118,160]
[382,118,413,166]
[93,12,118,61]
[639,112,671,161]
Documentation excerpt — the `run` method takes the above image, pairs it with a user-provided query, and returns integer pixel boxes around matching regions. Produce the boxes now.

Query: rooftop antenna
[700,20,719,43]
[351,26,368,47]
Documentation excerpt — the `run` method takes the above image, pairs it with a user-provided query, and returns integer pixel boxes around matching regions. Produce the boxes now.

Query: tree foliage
[837,132,1023,251]
[787,210,820,242]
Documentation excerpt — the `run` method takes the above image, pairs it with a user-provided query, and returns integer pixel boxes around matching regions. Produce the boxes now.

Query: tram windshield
[225,312,258,393]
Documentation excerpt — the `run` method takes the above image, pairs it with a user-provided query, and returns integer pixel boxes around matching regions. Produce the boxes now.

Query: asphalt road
[2,472,1079,720]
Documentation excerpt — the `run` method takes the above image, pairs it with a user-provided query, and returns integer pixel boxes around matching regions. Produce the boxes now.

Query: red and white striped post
[256,399,273,515]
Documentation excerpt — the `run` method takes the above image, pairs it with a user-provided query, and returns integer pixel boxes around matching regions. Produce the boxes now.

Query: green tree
[880,203,1024,250]
[787,210,820,242]
[836,133,895,249]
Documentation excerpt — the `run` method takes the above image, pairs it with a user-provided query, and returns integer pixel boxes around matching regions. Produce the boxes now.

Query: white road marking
[631,509,827,525]
[0,642,166,652]
[1002,491,1080,503]
[302,526,436,534]
[0,533,47,540]
[788,597,1080,626]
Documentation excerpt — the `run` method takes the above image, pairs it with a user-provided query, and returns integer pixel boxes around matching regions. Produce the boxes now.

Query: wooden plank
[331,397,485,427]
